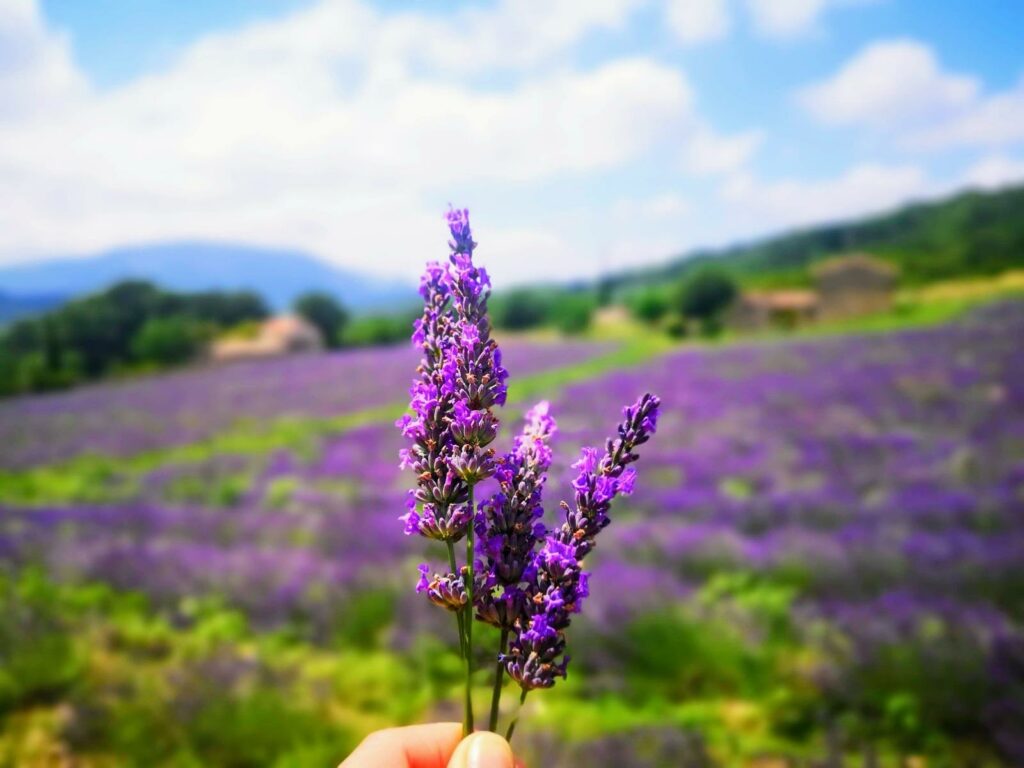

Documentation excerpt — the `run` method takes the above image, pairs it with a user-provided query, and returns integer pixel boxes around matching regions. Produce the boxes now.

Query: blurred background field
[2,1,1024,766]
[2,243,1023,766]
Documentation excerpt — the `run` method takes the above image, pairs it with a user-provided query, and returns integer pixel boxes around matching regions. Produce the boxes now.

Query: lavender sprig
[398,207,506,736]
[476,402,558,730]
[400,207,659,739]
[501,393,661,695]
[476,401,557,632]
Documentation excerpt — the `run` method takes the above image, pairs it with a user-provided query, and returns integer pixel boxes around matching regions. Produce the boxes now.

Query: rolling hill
[604,183,1024,294]
[0,241,415,312]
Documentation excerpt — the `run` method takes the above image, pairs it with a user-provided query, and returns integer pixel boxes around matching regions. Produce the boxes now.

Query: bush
[334,589,396,650]
[551,294,595,335]
[677,268,738,321]
[630,289,671,325]
[492,289,549,330]
[0,570,84,713]
[293,292,349,349]
[343,314,413,346]
[664,315,687,339]
[131,316,209,366]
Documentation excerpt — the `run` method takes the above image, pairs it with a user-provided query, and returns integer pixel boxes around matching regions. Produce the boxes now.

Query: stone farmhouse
[210,314,323,362]
[727,289,819,331]
[728,254,898,331]
[812,253,899,321]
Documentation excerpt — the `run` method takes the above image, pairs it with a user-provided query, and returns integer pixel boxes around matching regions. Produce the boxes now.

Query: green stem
[505,688,528,743]
[445,540,466,660]
[463,485,476,736]
[488,629,509,732]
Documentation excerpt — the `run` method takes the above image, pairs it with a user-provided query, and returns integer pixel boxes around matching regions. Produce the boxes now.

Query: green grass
[795,294,1014,337]
[709,283,1024,347]
[505,334,673,405]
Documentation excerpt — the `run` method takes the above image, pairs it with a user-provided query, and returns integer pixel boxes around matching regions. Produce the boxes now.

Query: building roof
[261,314,320,341]
[740,289,819,311]
[210,314,323,361]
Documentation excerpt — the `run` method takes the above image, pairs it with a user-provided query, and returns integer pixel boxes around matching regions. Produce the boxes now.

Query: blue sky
[1,0,1022,285]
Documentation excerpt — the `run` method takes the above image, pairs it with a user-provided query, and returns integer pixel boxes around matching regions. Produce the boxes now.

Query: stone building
[727,290,819,331]
[812,254,898,321]
[210,314,323,362]
[727,253,899,332]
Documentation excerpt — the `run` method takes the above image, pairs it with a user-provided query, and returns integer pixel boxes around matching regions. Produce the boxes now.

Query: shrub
[343,313,414,346]
[492,289,549,330]
[0,570,84,713]
[677,268,738,322]
[629,289,671,325]
[131,315,209,366]
[551,294,595,335]
[293,292,349,349]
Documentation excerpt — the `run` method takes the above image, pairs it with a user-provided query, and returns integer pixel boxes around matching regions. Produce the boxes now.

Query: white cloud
[746,0,828,38]
[798,39,977,126]
[683,125,763,175]
[1,0,1007,291]
[745,0,881,39]
[719,162,929,232]
[665,0,731,44]
[666,0,882,44]
[799,38,1024,154]
[0,0,696,287]
[906,76,1024,151]
[413,0,653,73]
[612,193,691,221]
[0,0,86,120]
[961,154,1024,191]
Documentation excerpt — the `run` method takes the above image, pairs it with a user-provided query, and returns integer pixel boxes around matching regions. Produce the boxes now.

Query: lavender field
[0,339,613,468]
[1,307,1022,766]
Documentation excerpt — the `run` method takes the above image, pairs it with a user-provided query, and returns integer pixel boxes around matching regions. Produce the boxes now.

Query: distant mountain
[0,291,66,326]
[603,183,1024,293]
[0,241,416,312]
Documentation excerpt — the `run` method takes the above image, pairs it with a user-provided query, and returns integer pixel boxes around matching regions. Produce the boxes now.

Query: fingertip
[340,723,463,768]
[446,731,515,768]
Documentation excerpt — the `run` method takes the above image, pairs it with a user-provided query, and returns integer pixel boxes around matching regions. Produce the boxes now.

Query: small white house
[210,314,323,362]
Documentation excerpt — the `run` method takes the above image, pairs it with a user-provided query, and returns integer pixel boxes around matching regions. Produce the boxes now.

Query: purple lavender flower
[476,402,558,630]
[400,207,659,732]
[397,208,506,542]
[502,393,661,691]
[417,564,468,612]
[554,392,661,558]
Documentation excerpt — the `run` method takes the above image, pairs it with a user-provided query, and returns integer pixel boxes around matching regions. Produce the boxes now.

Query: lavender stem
[488,628,509,731]
[445,539,466,660]
[504,688,528,743]
[463,485,476,735]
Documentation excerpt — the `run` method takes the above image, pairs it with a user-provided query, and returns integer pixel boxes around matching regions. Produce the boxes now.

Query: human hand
[339,723,522,768]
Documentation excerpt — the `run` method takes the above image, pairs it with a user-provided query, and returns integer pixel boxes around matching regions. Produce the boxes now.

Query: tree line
[597,184,1024,297]
[0,281,270,396]
[0,268,739,398]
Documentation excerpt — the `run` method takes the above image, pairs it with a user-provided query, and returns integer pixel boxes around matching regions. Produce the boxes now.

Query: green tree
[629,288,670,325]
[0,281,277,396]
[182,291,268,327]
[342,314,411,347]
[293,292,349,349]
[551,294,594,335]
[492,289,549,331]
[678,268,738,321]
[131,316,209,367]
